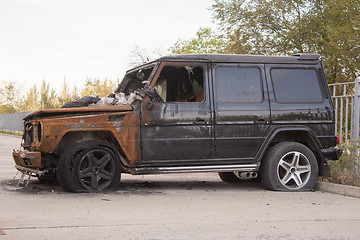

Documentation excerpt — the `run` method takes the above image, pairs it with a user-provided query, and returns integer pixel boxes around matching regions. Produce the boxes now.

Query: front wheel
[57,142,121,192]
[261,142,318,191]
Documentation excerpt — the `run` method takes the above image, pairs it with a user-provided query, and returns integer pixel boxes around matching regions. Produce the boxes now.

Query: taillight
[336,136,340,145]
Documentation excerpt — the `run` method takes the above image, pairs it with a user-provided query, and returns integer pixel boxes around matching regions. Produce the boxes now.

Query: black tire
[261,142,318,191]
[218,172,241,183]
[57,141,121,193]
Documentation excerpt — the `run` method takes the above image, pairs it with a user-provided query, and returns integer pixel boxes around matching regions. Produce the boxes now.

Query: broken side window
[154,65,204,103]
[116,65,155,95]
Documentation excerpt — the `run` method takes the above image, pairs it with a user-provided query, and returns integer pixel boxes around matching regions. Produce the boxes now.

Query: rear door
[212,63,270,162]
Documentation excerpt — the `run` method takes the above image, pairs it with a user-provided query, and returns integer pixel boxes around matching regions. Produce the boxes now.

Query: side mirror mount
[146,101,154,111]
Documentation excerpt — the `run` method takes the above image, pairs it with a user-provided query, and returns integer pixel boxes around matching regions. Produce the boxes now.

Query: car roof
[158,53,321,64]
[126,53,321,73]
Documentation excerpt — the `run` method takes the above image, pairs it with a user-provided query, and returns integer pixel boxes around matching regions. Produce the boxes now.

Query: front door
[140,62,212,166]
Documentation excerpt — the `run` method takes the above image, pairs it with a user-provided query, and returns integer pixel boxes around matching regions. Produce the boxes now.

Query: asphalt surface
[1,134,360,240]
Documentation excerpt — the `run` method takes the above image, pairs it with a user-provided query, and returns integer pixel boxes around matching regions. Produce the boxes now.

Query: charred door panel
[213,64,270,160]
[140,62,212,166]
[141,102,212,163]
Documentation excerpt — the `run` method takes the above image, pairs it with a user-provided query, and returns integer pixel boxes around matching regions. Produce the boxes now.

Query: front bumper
[12,150,41,168]
[15,165,47,176]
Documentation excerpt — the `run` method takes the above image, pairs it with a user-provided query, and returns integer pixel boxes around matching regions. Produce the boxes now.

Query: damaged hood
[24,105,133,119]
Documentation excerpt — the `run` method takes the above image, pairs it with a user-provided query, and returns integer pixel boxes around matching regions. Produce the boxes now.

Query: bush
[325,141,360,187]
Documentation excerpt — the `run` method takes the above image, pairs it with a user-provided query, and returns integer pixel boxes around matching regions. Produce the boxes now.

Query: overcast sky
[0,0,214,93]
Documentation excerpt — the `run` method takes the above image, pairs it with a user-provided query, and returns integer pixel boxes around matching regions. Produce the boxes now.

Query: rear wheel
[261,142,318,191]
[57,142,121,192]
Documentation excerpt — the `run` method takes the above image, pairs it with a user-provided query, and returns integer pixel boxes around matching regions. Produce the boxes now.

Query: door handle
[194,118,207,125]
[255,119,267,124]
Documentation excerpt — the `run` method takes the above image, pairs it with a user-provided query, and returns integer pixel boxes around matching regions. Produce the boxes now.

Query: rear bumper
[318,148,342,177]
[12,150,41,168]
[320,148,342,161]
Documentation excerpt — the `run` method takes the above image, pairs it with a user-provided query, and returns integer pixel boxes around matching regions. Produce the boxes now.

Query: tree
[57,79,79,107]
[210,0,360,83]
[307,0,360,83]
[128,45,168,67]
[0,77,121,113]
[80,78,117,98]
[21,80,60,111]
[212,0,316,54]
[169,27,227,54]
[128,46,150,67]
[22,85,39,112]
[39,80,57,109]
[0,81,23,113]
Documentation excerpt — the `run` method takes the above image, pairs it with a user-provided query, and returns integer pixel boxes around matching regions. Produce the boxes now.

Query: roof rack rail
[292,53,320,60]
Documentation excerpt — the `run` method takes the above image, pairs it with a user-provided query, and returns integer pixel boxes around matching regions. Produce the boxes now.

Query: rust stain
[35,111,131,154]
[16,101,142,170]
[13,151,41,168]
[118,110,141,166]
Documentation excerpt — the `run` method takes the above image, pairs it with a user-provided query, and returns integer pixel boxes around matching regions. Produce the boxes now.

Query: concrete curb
[316,181,360,198]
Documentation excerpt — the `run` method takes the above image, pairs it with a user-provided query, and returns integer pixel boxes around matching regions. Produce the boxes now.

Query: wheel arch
[54,130,128,165]
[256,127,325,171]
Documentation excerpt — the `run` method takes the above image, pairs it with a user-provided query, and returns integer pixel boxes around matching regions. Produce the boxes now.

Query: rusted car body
[13,54,341,192]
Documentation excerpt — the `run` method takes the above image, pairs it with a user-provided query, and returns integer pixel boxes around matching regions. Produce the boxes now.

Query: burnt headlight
[23,122,34,146]
[36,122,42,143]
[22,121,42,147]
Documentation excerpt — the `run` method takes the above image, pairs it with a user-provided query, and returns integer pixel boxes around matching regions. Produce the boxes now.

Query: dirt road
[0,134,359,239]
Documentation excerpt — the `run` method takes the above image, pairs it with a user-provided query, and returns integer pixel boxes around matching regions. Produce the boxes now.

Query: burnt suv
[13,54,341,192]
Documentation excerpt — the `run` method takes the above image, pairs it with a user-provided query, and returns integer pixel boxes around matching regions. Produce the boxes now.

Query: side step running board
[128,164,258,175]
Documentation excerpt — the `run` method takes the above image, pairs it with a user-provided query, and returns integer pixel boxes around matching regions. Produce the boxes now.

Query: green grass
[0,129,23,137]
